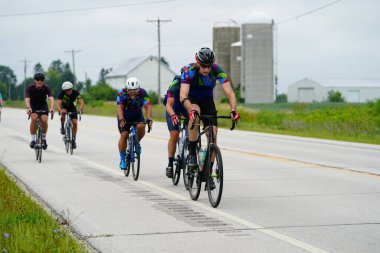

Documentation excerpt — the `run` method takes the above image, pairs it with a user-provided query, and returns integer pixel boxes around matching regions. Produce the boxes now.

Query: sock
[42,134,46,140]
[189,141,197,155]
[119,151,126,161]
[168,157,174,167]
[31,135,36,141]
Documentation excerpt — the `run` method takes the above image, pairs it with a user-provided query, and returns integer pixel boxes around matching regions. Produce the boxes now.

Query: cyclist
[180,47,240,171]
[57,81,85,149]
[163,73,188,178]
[117,77,153,170]
[25,72,54,150]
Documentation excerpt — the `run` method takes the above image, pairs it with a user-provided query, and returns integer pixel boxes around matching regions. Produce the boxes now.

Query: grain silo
[213,20,240,100]
[230,41,241,92]
[241,11,275,103]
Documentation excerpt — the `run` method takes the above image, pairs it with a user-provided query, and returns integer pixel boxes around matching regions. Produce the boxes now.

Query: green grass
[4,100,380,144]
[0,167,88,253]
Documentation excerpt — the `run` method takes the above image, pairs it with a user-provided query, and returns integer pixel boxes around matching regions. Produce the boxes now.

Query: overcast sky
[1,0,379,93]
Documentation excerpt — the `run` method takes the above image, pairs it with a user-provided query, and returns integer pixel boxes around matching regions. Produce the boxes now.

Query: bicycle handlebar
[190,115,236,131]
[127,121,151,133]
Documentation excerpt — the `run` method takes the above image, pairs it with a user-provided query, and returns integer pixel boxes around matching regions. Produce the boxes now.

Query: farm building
[288,78,380,103]
[105,55,177,97]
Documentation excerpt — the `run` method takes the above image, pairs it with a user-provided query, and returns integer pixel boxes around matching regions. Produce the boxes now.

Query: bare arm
[117,104,124,120]
[48,96,54,111]
[165,97,176,116]
[78,98,85,111]
[25,97,31,109]
[179,83,193,113]
[221,82,237,112]
[57,99,63,111]
[144,103,152,119]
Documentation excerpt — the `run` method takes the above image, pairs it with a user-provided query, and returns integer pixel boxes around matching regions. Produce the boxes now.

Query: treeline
[0,62,160,106]
[0,62,118,105]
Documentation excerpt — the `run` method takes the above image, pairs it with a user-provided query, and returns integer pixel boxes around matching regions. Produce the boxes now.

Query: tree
[327,90,345,102]
[98,68,111,85]
[276,93,288,103]
[0,65,17,100]
[33,63,44,74]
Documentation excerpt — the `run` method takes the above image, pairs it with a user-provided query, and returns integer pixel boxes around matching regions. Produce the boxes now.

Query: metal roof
[313,78,380,88]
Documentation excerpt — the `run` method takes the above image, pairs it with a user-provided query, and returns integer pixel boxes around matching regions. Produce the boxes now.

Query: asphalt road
[1,108,380,253]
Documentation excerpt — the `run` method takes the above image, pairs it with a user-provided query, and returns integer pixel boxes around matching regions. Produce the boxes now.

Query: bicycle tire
[37,125,43,163]
[131,135,141,181]
[65,124,70,153]
[172,154,181,185]
[187,158,201,200]
[206,144,223,208]
[181,141,189,190]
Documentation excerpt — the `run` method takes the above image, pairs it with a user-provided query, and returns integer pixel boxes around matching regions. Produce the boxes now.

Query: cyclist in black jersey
[57,81,85,149]
[25,72,55,150]
[180,47,240,167]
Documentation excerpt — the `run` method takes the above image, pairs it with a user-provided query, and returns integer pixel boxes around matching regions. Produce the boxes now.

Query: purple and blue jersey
[116,88,151,117]
[181,63,229,98]
[163,76,187,115]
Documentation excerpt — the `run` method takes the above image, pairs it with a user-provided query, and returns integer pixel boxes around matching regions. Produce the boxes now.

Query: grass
[0,167,88,253]
[4,99,380,144]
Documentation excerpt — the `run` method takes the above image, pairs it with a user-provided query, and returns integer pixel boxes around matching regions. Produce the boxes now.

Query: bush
[327,90,345,102]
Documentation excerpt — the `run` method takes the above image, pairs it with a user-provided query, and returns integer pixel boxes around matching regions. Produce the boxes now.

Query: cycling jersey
[163,76,187,115]
[0,92,3,108]
[58,90,82,112]
[116,88,151,118]
[181,63,229,98]
[25,84,53,109]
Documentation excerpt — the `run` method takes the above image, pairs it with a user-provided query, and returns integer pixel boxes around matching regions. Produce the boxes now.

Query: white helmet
[125,77,140,89]
[62,81,74,90]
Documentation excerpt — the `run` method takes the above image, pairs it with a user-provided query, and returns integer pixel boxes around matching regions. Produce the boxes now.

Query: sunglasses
[65,89,73,92]
[35,79,44,82]
[128,89,139,92]
[200,63,212,68]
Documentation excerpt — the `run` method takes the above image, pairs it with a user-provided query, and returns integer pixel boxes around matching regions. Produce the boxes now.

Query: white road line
[3,127,329,253]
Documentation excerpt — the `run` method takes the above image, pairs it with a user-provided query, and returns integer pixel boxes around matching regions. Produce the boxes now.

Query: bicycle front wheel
[36,127,43,163]
[172,155,181,185]
[206,144,223,208]
[131,135,141,181]
[187,158,201,200]
[181,141,189,190]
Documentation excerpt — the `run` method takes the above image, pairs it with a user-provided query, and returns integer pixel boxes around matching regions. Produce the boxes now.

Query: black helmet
[34,72,45,81]
[195,47,215,65]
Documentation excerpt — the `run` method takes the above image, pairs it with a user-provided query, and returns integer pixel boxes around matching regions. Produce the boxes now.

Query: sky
[1,0,379,94]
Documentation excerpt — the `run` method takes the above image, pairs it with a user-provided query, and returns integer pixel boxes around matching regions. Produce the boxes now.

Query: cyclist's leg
[41,113,49,149]
[71,113,78,138]
[29,112,38,148]
[60,111,66,134]
[187,98,201,167]
[166,112,179,177]
[135,114,146,141]
[118,119,130,169]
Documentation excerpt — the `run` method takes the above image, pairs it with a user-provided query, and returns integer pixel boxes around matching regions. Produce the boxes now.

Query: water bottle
[198,149,207,171]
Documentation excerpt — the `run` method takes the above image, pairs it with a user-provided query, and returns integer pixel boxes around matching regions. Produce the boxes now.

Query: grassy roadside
[4,100,380,145]
[0,166,88,253]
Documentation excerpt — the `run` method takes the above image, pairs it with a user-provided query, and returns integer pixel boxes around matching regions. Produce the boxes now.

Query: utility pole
[147,17,171,104]
[64,49,81,86]
[20,59,31,97]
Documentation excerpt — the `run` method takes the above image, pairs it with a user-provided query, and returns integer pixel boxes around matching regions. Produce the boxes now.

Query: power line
[278,0,344,24]
[0,0,178,18]
[20,59,32,94]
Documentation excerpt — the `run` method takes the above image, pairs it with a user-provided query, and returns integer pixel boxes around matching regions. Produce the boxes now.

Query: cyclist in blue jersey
[117,77,153,170]
[180,47,240,168]
[163,74,188,178]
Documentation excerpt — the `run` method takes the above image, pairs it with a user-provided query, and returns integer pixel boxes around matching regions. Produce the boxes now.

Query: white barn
[288,78,380,103]
[105,56,177,97]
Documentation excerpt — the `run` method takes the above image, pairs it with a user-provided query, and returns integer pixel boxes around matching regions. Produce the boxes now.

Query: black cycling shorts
[188,96,217,127]
[62,107,78,120]
[31,104,49,116]
[118,114,145,133]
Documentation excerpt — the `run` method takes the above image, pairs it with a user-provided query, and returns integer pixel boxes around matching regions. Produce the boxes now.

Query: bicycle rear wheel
[131,135,141,181]
[206,144,223,208]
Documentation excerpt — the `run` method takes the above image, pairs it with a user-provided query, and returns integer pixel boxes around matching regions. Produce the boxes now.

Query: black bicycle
[187,115,235,208]
[124,122,151,180]
[172,116,189,189]
[61,111,81,155]
[28,110,53,163]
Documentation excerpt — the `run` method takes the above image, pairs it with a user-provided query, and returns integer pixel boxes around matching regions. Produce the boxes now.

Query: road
[1,108,380,253]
